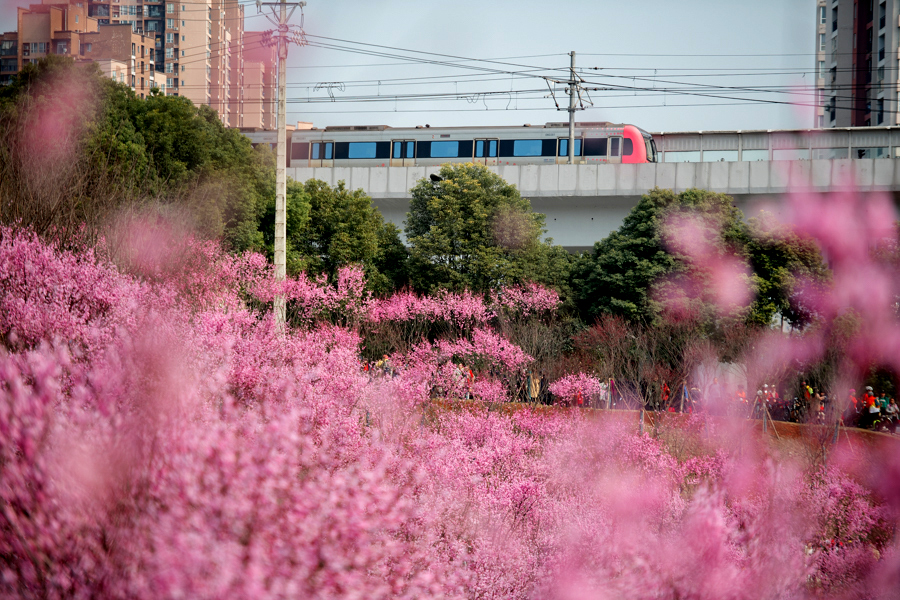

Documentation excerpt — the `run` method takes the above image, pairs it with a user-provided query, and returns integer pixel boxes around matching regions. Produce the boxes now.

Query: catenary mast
[257,0,308,331]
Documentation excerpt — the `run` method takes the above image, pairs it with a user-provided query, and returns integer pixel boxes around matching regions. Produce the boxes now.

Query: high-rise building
[0,0,162,97]
[86,0,277,125]
[241,30,276,129]
[815,0,899,129]
[2,0,279,127]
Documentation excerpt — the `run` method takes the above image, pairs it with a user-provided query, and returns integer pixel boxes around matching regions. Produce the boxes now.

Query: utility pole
[567,51,576,165]
[257,0,307,331]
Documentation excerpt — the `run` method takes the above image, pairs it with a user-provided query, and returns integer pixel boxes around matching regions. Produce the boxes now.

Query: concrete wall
[286,159,900,251]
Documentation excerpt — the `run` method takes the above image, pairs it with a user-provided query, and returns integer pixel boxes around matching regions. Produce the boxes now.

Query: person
[527,370,540,404]
[867,392,882,430]
[845,388,859,427]
[809,389,823,424]
[539,371,548,404]
[885,397,899,433]
[860,386,877,428]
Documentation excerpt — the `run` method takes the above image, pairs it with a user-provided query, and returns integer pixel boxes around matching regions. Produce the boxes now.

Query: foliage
[745,211,830,328]
[573,187,828,331]
[548,372,602,405]
[258,179,407,293]
[0,221,899,599]
[0,57,273,251]
[405,162,573,297]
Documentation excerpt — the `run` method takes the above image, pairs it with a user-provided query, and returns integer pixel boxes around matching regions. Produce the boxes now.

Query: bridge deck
[287,159,900,252]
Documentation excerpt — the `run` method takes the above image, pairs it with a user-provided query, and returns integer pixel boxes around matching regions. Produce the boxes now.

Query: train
[287,122,658,168]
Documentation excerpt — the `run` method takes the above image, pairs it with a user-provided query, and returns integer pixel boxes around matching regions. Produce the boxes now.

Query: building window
[819,5,826,24]
[817,60,825,79]
[879,34,885,61]
[831,7,837,32]
[84,43,91,53]
[819,33,826,52]
[165,63,172,73]
[56,41,67,54]
[131,75,135,88]
[181,35,185,42]
[166,3,173,13]
[167,77,173,86]
[166,33,174,43]
[165,47,173,59]
[182,21,185,27]
[878,99,885,124]
[181,64,185,72]
[880,1,887,29]
[75,15,79,24]
[181,79,185,87]
[167,18,174,29]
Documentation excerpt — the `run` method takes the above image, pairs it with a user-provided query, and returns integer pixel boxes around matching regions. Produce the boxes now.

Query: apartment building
[0,1,162,96]
[84,0,276,125]
[82,23,162,97]
[2,0,279,126]
[242,30,276,129]
[815,0,900,129]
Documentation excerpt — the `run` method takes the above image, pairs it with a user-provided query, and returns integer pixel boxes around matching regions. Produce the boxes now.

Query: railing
[653,126,900,163]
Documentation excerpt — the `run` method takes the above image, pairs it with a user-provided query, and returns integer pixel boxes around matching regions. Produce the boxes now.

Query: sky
[1,0,817,133]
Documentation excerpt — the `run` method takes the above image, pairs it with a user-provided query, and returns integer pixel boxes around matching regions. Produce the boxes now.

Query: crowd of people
[360,357,899,434]
[678,380,898,434]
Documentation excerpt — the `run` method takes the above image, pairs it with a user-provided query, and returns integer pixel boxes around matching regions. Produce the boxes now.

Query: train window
[475,139,498,158]
[610,138,620,157]
[348,142,378,159]
[291,143,309,161]
[623,139,634,156]
[584,138,607,156]
[558,139,582,157]
[513,139,543,156]
[430,141,460,158]
[312,142,333,160]
[392,140,416,159]
[645,139,656,162]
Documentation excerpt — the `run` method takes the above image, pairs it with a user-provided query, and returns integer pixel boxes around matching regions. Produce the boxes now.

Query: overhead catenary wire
[152,26,892,121]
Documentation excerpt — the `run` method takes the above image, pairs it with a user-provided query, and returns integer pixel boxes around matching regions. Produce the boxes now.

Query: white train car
[289,122,658,168]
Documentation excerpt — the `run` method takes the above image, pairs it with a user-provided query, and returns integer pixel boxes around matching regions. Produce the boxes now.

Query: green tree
[405,162,571,295]
[259,179,407,293]
[573,187,828,330]
[745,212,829,328]
[0,57,274,249]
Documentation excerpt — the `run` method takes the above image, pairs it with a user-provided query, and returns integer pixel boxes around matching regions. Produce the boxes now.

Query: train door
[473,138,499,165]
[556,137,582,164]
[608,137,622,164]
[391,140,416,166]
[309,141,334,167]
